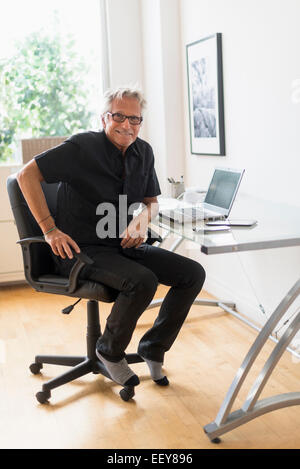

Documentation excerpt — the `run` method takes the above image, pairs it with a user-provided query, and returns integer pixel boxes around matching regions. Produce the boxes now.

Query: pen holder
[171,182,185,199]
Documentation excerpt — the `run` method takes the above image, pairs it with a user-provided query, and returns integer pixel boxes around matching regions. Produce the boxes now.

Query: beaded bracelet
[43,226,57,236]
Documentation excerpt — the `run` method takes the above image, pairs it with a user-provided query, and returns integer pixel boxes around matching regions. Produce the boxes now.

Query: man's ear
[101,114,106,129]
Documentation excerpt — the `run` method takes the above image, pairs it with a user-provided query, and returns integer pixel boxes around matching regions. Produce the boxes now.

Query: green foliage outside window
[0,30,93,163]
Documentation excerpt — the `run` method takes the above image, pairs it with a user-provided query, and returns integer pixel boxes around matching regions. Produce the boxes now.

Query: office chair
[7,174,162,404]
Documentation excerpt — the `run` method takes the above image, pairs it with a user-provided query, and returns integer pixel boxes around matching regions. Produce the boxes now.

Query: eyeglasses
[106,112,143,126]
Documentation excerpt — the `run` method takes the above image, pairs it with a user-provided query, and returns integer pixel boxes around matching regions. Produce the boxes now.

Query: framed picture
[186,33,225,156]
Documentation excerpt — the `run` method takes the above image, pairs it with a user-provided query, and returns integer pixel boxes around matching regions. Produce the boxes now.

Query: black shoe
[154,376,169,386]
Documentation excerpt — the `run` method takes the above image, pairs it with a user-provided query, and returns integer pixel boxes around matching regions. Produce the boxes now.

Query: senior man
[17,86,206,389]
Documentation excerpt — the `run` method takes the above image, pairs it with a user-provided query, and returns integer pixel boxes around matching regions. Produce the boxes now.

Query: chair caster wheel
[119,386,135,401]
[36,390,51,404]
[30,362,43,375]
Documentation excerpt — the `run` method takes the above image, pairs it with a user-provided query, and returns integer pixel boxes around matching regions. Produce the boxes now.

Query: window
[0,0,104,164]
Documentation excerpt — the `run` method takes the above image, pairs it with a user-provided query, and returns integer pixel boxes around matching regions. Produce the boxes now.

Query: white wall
[105,0,144,89]
[180,0,300,206]
[140,0,185,196]
[140,0,168,194]
[103,0,147,140]
[179,0,300,336]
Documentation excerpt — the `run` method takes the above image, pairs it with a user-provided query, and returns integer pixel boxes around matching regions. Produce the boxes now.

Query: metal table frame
[153,221,300,443]
[204,277,300,443]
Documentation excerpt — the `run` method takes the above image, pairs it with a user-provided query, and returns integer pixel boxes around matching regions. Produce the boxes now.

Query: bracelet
[43,226,57,236]
[38,214,52,225]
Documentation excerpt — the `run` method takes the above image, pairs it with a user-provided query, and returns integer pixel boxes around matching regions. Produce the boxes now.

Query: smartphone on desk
[205,219,257,227]
[193,226,231,234]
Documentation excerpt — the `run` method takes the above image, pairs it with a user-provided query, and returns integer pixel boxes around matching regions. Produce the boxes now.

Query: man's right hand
[44,228,81,259]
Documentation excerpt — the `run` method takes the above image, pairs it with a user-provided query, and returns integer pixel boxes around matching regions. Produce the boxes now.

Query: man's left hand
[120,214,148,249]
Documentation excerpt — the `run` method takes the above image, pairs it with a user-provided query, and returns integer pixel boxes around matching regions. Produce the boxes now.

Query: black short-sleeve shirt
[35,130,161,247]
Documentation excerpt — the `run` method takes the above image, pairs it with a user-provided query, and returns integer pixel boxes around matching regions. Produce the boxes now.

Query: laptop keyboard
[175,207,219,221]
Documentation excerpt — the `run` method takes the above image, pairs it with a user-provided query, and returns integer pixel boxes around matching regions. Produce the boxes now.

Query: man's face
[102,96,142,153]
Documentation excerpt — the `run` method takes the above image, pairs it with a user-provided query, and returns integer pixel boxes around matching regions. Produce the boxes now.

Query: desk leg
[203,278,300,442]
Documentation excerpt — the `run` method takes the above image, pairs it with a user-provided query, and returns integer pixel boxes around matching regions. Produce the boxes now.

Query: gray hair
[101,85,147,115]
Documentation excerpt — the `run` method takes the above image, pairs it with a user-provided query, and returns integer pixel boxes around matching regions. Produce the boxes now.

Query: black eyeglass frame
[106,112,143,125]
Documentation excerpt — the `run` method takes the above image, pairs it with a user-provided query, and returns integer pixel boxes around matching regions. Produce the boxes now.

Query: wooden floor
[1,283,300,449]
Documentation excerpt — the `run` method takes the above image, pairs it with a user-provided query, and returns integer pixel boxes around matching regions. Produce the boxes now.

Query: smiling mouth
[115,130,133,137]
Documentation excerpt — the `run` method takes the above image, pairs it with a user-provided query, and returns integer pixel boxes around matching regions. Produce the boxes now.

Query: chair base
[30,299,144,403]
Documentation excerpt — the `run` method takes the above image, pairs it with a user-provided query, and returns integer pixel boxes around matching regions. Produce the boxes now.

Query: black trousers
[61,243,206,363]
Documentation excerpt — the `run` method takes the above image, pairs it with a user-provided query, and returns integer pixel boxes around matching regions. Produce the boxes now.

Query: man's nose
[120,117,131,129]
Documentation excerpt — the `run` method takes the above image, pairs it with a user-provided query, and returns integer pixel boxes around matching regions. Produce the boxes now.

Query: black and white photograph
[186,33,225,155]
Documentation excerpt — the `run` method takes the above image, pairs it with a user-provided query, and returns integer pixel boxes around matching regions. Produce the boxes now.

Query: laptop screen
[204,168,243,210]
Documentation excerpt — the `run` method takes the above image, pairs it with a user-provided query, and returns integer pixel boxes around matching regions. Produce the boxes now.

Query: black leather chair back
[7,175,59,278]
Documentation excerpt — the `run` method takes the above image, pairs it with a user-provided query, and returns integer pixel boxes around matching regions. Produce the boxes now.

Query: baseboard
[0,271,25,285]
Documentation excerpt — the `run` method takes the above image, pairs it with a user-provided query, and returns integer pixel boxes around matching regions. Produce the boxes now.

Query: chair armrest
[17,236,93,264]
[17,236,94,294]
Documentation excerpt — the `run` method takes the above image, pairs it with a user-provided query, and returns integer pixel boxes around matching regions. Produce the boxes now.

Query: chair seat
[36,274,119,303]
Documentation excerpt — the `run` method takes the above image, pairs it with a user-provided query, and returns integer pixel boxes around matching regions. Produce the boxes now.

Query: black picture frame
[186,33,225,156]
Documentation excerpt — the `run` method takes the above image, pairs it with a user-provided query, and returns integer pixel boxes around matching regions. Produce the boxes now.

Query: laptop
[159,167,245,223]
